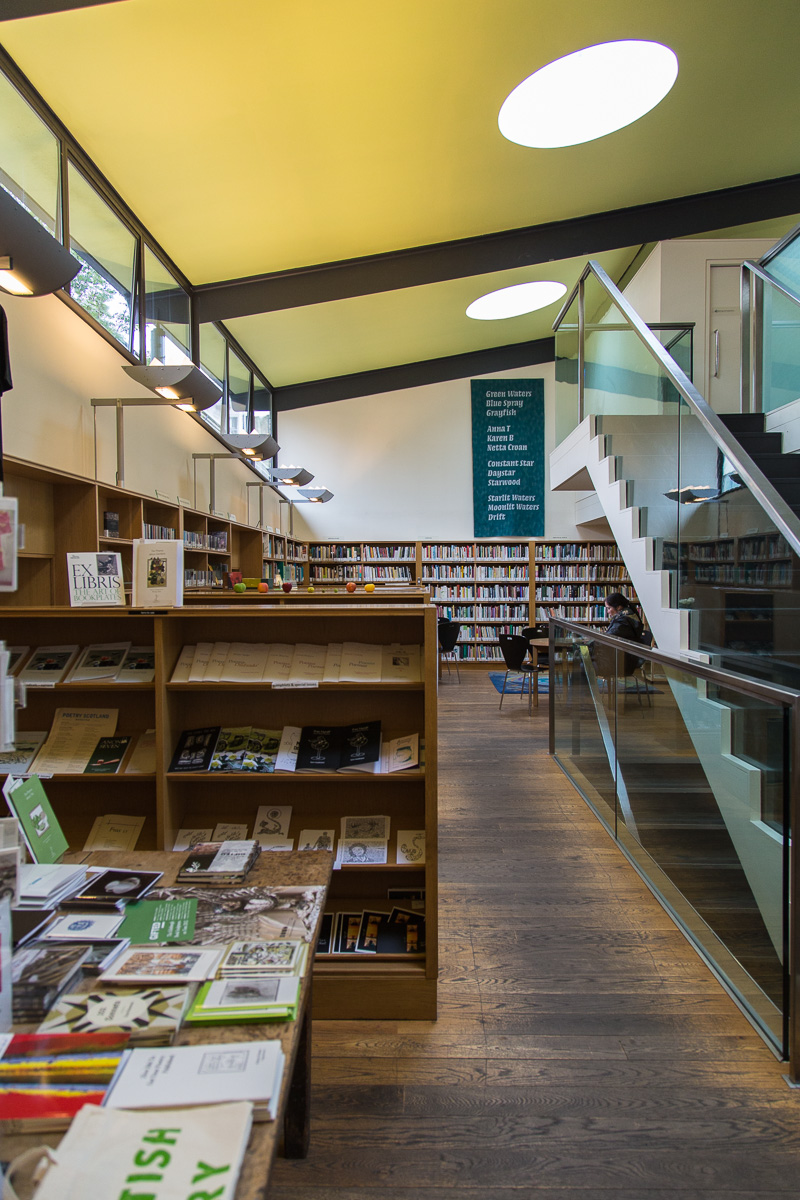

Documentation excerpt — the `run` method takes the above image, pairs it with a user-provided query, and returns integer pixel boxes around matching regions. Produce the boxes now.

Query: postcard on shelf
[132,538,184,608]
[118,896,197,944]
[66,551,126,607]
[169,726,221,772]
[18,645,80,686]
[338,642,382,683]
[0,731,47,774]
[169,644,196,682]
[104,1040,284,1121]
[116,646,156,683]
[296,720,381,773]
[42,911,125,941]
[211,822,249,842]
[397,830,426,864]
[68,642,131,682]
[23,1102,254,1200]
[37,985,192,1044]
[0,495,18,592]
[298,828,335,852]
[31,707,119,775]
[83,813,144,852]
[356,910,388,953]
[2,775,68,863]
[100,944,225,985]
[124,729,156,774]
[83,736,131,774]
[172,827,213,852]
[253,806,292,842]
[342,814,390,840]
[274,725,301,772]
[221,641,269,683]
[337,838,388,865]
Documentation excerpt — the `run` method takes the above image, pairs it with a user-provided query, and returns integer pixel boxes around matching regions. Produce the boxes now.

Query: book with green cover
[2,776,68,863]
[83,736,131,774]
[184,974,300,1024]
[118,896,197,943]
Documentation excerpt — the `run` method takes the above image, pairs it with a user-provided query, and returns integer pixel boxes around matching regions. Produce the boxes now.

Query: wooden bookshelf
[2,601,439,1020]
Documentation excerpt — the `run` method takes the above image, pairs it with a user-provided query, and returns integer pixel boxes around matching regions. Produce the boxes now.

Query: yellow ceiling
[2,0,800,389]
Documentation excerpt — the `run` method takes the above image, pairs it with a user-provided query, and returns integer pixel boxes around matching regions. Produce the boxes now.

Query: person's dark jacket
[606,608,643,642]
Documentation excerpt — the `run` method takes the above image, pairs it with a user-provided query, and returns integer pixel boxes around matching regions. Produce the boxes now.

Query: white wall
[1,291,287,530]
[277,363,599,542]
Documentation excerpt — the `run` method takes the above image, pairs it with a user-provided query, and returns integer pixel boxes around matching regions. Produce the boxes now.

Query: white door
[706,264,742,413]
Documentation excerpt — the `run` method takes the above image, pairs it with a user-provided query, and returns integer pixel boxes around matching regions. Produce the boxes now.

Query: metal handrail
[548,616,800,707]
[553,259,800,562]
[759,218,800,269]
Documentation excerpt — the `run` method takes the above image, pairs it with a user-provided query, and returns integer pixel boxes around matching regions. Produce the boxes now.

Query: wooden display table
[5,848,332,1198]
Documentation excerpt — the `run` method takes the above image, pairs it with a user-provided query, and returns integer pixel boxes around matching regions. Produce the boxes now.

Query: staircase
[720,412,800,514]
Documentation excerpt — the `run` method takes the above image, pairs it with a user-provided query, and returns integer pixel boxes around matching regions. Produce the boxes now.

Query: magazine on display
[66,552,125,607]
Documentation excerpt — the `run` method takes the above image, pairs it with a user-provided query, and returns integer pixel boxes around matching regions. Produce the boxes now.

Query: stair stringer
[550,415,783,956]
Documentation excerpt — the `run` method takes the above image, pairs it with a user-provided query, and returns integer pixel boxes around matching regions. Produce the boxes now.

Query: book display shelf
[421,541,530,662]
[263,531,308,585]
[2,602,439,1020]
[1,457,304,605]
[532,540,637,628]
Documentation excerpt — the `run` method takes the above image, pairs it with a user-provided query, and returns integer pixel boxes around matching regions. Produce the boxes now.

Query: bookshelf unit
[421,541,530,662]
[2,601,439,1020]
[531,540,636,627]
[1,457,292,604]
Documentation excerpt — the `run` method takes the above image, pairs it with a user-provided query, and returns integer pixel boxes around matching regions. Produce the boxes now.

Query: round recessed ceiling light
[466,280,567,321]
[499,40,678,148]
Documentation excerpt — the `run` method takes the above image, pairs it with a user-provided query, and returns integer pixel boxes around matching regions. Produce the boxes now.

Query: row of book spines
[362,567,412,580]
[537,586,634,599]
[421,567,528,580]
[535,566,629,580]
[438,607,527,618]
[142,524,176,539]
[432,587,528,598]
[184,569,225,588]
[183,532,229,550]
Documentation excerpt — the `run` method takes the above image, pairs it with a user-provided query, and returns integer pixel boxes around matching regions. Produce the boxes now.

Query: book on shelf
[83,813,144,852]
[124,728,156,774]
[66,551,126,607]
[2,775,68,863]
[0,731,47,774]
[83,735,132,774]
[18,645,80,686]
[104,1040,284,1121]
[60,867,163,911]
[132,537,184,607]
[22,1100,253,1200]
[296,720,381,772]
[11,942,92,1023]
[67,642,131,682]
[38,985,193,1044]
[184,974,300,1024]
[0,1031,129,1131]
[31,706,119,774]
[116,645,156,682]
[169,726,221,772]
[99,943,226,985]
[102,510,119,537]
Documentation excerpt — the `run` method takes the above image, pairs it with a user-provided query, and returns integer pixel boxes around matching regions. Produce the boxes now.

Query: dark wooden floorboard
[270,672,800,1196]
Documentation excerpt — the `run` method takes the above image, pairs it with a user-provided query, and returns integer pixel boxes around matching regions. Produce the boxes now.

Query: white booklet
[18,645,80,686]
[262,643,294,683]
[339,642,382,683]
[381,643,421,682]
[116,646,156,683]
[222,642,270,683]
[274,725,301,772]
[31,707,119,774]
[0,731,47,774]
[322,643,342,682]
[29,1102,253,1200]
[170,644,196,683]
[203,641,231,682]
[132,538,184,608]
[125,730,157,775]
[68,642,131,682]
[84,813,144,851]
[104,1040,285,1121]
[188,641,214,682]
[288,643,327,683]
[66,552,125,607]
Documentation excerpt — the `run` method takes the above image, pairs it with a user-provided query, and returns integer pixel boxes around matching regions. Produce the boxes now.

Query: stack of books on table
[37,984,196,1045]
[17,863,88,909]
[176,839,261,883]
[185,938,309,1025]
[0,1030,130,1131]
[11,943,92,1023]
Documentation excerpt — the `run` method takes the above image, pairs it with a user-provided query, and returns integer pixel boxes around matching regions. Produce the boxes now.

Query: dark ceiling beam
[0,0,126,16]
[194,173,800,324]
[271,337,555,412]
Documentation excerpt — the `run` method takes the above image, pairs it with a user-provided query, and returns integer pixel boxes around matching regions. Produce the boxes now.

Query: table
[5,848,332,1200]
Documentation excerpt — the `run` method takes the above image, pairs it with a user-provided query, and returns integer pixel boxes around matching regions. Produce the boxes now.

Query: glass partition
[0,70,60,235]
[551,618,790,1055]
[759,277,800,415]
[227,348,251,434]
[144,246,191,365]
[198,323,227,433]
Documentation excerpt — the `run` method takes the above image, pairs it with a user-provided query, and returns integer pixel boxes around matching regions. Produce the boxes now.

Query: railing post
[787,697,800,1079]
[578,276,585,423]
[740,264,752,414]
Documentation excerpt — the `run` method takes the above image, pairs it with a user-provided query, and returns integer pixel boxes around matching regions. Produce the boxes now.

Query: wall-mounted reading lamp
[0,188,81,297]
[92,364,223,488]
[193,435,282,513]
[278,485,333,535]
[260,465,314,486]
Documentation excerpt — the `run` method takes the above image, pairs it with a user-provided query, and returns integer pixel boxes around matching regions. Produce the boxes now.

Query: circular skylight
[499,40,678,148]
[466,280,567,321]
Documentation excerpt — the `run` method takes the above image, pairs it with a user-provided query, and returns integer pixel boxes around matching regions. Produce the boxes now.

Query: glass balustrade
[550,618,792,1056]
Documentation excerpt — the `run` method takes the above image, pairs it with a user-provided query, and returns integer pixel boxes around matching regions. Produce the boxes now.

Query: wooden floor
[271,671,800,1199]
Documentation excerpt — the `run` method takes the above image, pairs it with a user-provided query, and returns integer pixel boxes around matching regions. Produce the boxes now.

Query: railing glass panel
[762,225,800,301]
[760,278,800,415]
[551,619,789,1055]
[554,290,580,447]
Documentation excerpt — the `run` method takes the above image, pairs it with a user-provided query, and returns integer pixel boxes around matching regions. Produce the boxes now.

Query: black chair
[593,631,653,711]
[438,621,462,682]
[521,622,549,667]
[498,633,538,713]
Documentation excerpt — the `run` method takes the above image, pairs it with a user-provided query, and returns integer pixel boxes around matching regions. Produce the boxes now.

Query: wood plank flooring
[270,671,800,1199]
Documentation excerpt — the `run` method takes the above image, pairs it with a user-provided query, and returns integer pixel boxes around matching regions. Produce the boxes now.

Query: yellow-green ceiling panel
[223,248,638,386]
[3,0,799,285]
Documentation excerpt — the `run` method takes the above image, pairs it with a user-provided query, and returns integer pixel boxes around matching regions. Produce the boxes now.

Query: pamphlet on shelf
[221,641,269,683]
[124,729,156,774]
[18,645,80,686]
[83,813,144,852]
[263,642,294,683]
[203,640,231,682]
[0,731,47,774]
[322,642,342,682]
[0,845,19,906]
[275,725,301,771]
[296,720,381,772]
[188,641,214,682]
[170,644,196,682]
[31,708,118,775]
[132,538,184,608]
[2,775,68,863]
[118,895,197,944]
[169,726,221,772]
[288,642,327,682]
[7,647,30,676]
[381,643,422,682]
[60,868,162,910]
[68,642,131,682]
[339,642,383,683]
[115,646,156,683]
[66,552,125,607]
[209,727,251,771]
[42,911,126,940]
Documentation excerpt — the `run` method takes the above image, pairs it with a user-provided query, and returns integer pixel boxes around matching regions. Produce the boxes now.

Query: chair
[521,623,549,667]
[498,633,538,713]
[438,620,462,682]
[593,631,653,711]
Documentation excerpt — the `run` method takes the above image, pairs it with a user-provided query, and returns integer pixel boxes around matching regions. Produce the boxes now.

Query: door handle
[713,329,720,378]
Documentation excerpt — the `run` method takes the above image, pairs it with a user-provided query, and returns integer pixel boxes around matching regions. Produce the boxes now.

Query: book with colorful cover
[37,985,193,1044]
[83,736,132,774]
[0,1030,129,1130]
[169,726,221,772]
[184,975,300,1024]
